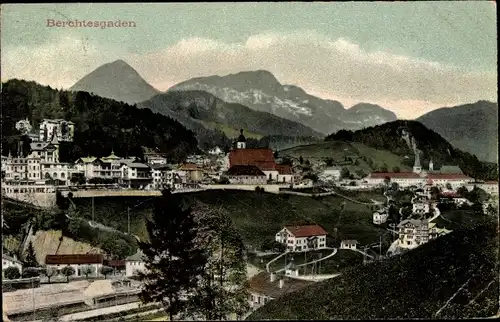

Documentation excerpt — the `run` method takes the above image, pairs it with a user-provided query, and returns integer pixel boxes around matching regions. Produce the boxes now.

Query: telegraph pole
[91,196,94,222]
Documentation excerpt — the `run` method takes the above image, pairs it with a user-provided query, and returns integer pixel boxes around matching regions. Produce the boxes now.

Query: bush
[81,265,95,278]
[41,266,57,283]
[4,266,21,279]
[100,266,114,279]
[22,267,41,278]
[61,266,75,282]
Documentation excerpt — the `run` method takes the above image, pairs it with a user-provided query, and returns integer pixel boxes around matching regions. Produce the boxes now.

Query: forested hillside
[1,79,198,162]
[325,120,498,180]
[249,218,498,319]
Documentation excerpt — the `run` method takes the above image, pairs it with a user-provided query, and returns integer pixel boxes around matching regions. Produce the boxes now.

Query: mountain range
[66,60,497,162]
[169,70,397,134]
[416,101,498,163]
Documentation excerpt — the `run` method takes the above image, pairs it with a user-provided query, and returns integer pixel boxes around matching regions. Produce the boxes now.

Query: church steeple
[236,129,246,149]
[429,159,434,172]
[413,150,422,174]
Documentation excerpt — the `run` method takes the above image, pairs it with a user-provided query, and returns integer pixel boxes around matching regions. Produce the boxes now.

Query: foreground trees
[138,190,249,320]
[138,190,207,321]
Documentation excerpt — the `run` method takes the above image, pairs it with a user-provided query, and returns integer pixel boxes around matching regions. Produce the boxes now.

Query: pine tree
[25,241,38,268]
[138,190,207,321]
[186,205,249,320]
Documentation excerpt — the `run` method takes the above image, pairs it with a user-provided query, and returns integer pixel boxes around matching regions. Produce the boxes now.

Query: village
[2,118,499,321]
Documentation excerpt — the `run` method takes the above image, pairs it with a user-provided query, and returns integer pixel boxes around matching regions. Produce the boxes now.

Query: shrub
[81,265,95,279]
[61,266,75,283]
[100,266,114,279]
[4,266,21,280]
[22,267,41,278]
[41,266,57,283]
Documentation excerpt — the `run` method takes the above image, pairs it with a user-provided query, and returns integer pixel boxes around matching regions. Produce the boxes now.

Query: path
[266,252,287,272]
[56,302,156,321]
[351,248,375,259]
[274,248,337,274]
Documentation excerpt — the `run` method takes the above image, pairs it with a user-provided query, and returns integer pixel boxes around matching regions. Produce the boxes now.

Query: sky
[1,2,497,119]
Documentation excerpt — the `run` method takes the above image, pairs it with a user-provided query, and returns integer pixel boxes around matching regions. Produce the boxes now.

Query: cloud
[1,31,497,118]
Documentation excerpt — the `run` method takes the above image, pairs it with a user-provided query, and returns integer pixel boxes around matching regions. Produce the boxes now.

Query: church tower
[413,150,422,174]
[236,129,246,149]
[429,159,434,172]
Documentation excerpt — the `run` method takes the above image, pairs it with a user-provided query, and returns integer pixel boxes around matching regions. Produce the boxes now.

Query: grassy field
[317,249,364,274]
[69,190,390,253]
[279,140,412,173]
[268,249,333,272]
[184,190,391,249]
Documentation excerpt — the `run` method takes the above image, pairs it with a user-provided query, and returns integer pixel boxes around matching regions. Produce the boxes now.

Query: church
[366,150,472,189]
[225,130,294,184]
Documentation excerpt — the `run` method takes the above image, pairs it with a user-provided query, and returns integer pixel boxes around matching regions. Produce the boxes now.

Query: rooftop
[45,254,104,265]
[248,272,314,299]
[284,225,328,238]
[229,148,276,171]
[370,172,421,179]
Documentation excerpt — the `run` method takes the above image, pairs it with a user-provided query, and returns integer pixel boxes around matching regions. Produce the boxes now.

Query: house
[142,146,168,165]
[397,219,429,249]
[373,211,389,225]
[150,164,174,190]
[426,173,472,190]
[321,167,341,181]
[125,250,146,277]
[39,119,75,142]
[45,254,104,277]
[208,146,224,155]
[340,240,359,250]
[412,202,431,214]
[247,271,314,313]
[179,163,204,182]
[2,254,23,277]
[275,225,328,252]
[225,165,267,185]
[366,172,424,188]
[440,191,470,205]
[105,259,126,275]
[228,130,294,183]
[477,181,499,196]
[120,162,152,188]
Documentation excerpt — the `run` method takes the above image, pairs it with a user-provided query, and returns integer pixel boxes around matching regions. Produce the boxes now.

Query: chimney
[279,279,284,289]
[270,273,276,282]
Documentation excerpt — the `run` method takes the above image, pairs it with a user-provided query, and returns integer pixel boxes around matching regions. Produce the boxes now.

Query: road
[55,302,156,321]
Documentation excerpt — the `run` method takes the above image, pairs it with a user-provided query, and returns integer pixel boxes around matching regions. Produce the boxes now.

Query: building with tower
[412,150,422,174]
[226,130,294,184]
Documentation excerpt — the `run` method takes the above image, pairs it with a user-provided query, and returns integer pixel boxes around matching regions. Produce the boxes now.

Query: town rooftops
[226,165,265,176]
[123,162,150,169]
[341,240,359,244]
[45,254,104,265]
[397,219,428,228]
[229,148,276,171]
[180,163,201,170]
[285,224,328,238]
[75,157,97,164]
[150,164,172,170]
[248,272,314,299]
[276,164,292,175]
[427,173,471,180]
[369,172,422,179]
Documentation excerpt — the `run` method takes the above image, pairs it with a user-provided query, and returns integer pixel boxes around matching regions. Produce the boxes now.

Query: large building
[275,225,328,252]
[39,119,75,143]
[227,130,294,184]
[45,254,104,277]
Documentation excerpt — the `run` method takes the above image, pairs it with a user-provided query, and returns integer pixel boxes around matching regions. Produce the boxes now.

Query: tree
[380,163,389,173]
[4,266,21,280]
[24,241,38,268]
[340,167,350,179]
[41,266,57,283]
[61,266,75,283]
[137,190,208,321]
[82,265,95,279]
[392,166,400,173]
[22,267,41,278]
[391,182,399,191]
[445,183,453,190]
[305,159,310,166]
[384,176,391,186]
[299,155,304,165]
[100,266,113,279]
[186,207,249,320]
[325,157,334,167]
[457,186,469,197]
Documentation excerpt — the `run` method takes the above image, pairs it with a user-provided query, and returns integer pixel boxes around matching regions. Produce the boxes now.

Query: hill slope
[168,70,397,134]
[325,120,498,180]
[137,90,321,138]
[1,79,198,162]
[416,101,498,163]
[69,59,160,104]
[249,219,498,319]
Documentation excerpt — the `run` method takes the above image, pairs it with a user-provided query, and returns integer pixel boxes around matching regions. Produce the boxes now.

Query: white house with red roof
[227,130,294,184]
[366,172,425,188]
[275,224,328,252]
